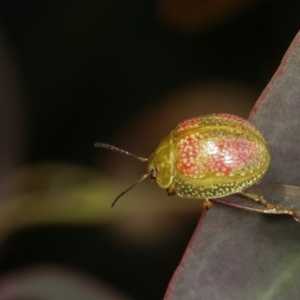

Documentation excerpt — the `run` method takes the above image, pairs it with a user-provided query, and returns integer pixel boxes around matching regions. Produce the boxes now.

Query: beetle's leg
[166,187,176,196]
[238,192,277,210]
[203,199,213,210]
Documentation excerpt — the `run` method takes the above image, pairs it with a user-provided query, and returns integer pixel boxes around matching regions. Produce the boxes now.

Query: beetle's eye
[149,169,157,179]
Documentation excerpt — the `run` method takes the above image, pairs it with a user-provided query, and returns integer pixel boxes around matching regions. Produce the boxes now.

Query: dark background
[0,1,299,299]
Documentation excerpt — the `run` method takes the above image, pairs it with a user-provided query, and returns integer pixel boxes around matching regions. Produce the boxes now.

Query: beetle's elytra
[147,113,270,200]
[96,113,271,208]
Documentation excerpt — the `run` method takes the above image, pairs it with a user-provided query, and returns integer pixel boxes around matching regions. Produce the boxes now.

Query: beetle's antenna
[111,173,149,207]
[94,142,148,162]
[95,142,149,207]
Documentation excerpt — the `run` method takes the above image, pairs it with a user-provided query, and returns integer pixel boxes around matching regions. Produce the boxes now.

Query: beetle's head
[147,134,174,190]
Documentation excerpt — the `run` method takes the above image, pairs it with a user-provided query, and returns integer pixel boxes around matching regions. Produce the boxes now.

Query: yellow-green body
[147,113,270,199]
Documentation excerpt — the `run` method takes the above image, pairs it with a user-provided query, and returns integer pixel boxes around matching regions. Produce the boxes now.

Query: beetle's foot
[166,187,176,196]
[238,192,278,210]
[203,199,213,210]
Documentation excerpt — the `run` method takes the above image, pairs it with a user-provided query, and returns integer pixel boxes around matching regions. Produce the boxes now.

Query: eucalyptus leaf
[165,205,300,300]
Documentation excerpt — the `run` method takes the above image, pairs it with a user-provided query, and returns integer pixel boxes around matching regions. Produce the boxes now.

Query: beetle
[95,113,275,209]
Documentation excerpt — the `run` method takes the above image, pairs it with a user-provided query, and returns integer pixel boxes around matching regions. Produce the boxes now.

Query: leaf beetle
[96,113,275,209]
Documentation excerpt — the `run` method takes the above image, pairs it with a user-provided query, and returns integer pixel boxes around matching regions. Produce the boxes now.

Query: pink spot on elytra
[177,117,199,132]
[207,138,257,175]
[176,134,204,176]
